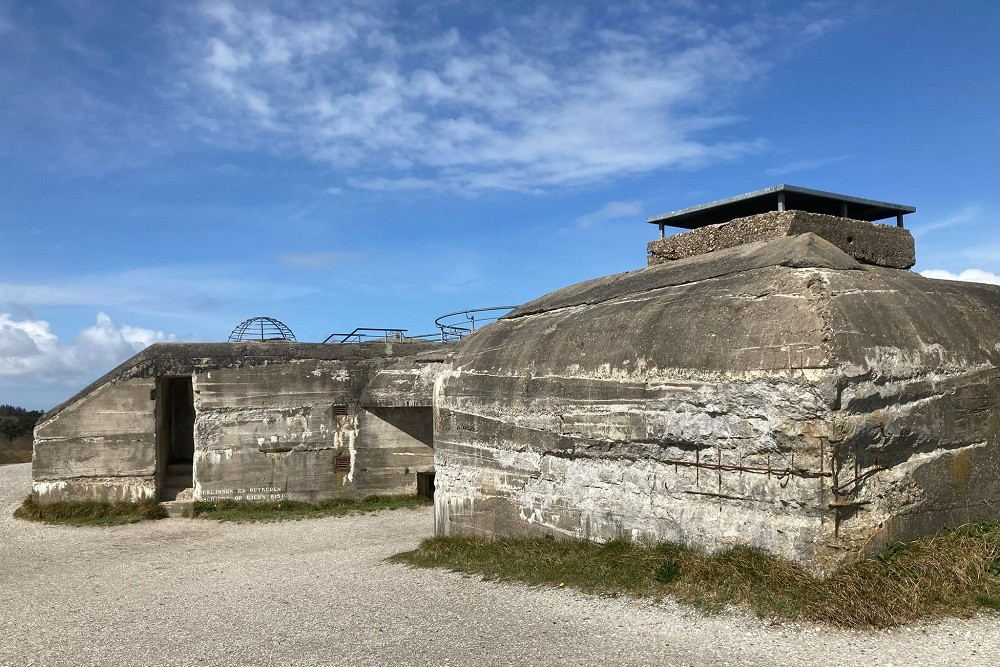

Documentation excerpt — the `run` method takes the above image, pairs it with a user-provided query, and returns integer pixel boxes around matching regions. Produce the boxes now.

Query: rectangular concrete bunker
[33,341,451,504]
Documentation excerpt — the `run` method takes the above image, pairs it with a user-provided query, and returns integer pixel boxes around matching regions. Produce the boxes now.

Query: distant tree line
[0,405,44,442]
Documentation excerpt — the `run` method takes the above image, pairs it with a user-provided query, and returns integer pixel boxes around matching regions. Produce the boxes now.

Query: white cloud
[572,200,644,230]
[0,312,170,380]
[764,155,850,176]
[920,269,1000,286]
[162,2,836,192]
[802,18,844,38]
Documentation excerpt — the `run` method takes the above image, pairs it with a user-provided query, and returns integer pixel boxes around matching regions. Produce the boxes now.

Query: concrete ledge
[647,210,915,269]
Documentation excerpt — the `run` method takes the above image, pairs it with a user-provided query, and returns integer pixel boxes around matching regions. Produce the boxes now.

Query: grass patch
[0,449,32,465]
[190,494,432,522]
[390,521,1000,629]
[14,494,167,526]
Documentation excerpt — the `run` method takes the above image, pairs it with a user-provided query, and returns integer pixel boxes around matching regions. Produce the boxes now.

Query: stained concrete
[33,341,449,504]
[648,210,916,269]
[435,232,1000,573]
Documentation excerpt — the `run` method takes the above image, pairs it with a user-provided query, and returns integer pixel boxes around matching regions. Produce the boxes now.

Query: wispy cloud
[159,2,836,193]
[279,251,362,268]
[909,204,983,237]
[0,4,12,35]
[0,265,319,317]
[572,200,644,230]
[920,268,1000,285]
[802,18,845,38]
[764,155,850,177]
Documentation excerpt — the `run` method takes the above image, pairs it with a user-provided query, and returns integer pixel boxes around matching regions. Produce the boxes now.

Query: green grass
[189,494,432,522]
[0,449,32,465]
[14,494,167,526]
[390,521,1000,629]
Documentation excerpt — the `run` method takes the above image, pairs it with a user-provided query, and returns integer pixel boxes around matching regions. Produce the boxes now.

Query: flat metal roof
[647,184,916,230]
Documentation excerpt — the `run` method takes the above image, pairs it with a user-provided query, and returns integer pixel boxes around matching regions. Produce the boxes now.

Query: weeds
[190,495,432,522]
[14,494,166,526]
[390,521,1000,629]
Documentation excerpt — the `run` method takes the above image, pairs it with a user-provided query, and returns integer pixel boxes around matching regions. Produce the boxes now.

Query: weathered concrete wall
[818,265,1000,557]
[353,407,434,495]
[33,376,157,502]
[360,349,453,408]
[33,341,451,504]
[193,359,358,502]
[647,210,916,269]
[435,233,1000,573]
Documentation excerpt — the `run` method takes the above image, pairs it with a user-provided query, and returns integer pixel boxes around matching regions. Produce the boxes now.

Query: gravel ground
[1,462,996,667]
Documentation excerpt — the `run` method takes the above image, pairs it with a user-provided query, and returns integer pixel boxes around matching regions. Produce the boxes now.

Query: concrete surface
[0,463,996,667]
[32,341,448,504]
[647,210,915,268]
[437,233,1000,572]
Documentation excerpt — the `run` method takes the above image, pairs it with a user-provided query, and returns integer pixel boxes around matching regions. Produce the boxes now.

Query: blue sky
[1,0,999,409]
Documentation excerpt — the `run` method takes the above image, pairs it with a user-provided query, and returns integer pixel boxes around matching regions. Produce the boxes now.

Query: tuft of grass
[0,449,32,465]
[189,494,432,522]
[14,494,167,526]
[390,520,1000,629]
[655,558,682,584]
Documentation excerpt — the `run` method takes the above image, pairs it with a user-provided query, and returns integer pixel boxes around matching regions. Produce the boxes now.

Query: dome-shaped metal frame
[228,316,296,342]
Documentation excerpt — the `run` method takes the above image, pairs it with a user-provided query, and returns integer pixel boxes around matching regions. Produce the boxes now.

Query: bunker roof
[647,184,916,231]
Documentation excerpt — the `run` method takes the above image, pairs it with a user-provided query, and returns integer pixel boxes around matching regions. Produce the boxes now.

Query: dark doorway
[417,472,435,499]
[162,377,195,462]
[157,376,195,501]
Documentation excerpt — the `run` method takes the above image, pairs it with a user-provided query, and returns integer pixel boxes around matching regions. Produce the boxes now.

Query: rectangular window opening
[417,472,435,499]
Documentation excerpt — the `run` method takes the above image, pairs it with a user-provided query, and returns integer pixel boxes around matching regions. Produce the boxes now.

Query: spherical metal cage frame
[228,316,297,342]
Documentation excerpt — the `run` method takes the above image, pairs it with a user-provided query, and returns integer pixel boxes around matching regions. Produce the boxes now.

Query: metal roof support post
[658,223,665,239]
[896,214,904,228]
[777,192,786,212]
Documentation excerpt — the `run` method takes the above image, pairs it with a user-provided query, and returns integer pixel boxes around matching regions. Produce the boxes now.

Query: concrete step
[161,486,194,502]
[160,500,193,518]
[164,474,191,487]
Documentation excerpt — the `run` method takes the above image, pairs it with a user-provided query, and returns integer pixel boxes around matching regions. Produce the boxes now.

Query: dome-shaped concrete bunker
[434,188,1000,573]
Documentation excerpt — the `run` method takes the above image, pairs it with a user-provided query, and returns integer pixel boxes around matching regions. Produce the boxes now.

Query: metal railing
[322,328,408,344]
[321,306,520,345]
[229,316,296,342]
[433,306,519,342]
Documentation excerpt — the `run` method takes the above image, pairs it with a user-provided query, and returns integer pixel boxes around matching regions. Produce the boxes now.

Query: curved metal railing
[229,316,297,342]
[433,306,519,342]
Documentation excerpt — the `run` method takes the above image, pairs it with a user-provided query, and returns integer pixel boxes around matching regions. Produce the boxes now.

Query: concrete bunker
[29,183,1000,575]
[433,185,1000,573]
[32,341,451,506]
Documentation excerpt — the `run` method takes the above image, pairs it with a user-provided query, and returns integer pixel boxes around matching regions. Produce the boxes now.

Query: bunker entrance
[157,376,195,501]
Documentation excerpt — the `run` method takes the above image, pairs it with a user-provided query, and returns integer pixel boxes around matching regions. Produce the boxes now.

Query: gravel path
[0,463,996,667]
